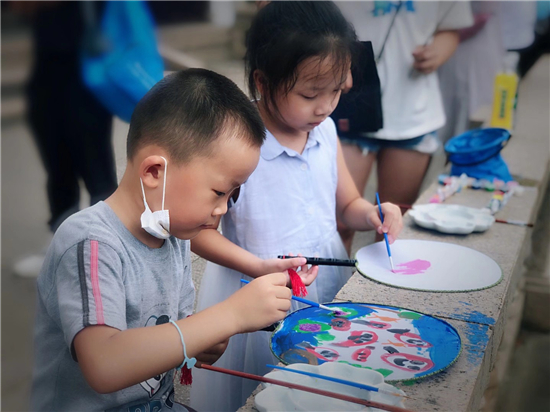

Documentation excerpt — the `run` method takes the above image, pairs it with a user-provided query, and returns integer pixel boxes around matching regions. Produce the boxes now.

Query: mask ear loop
[160,156,168,210]
[140,178,149,207]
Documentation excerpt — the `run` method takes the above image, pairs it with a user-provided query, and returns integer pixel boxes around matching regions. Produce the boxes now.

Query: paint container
[445,128,513,182]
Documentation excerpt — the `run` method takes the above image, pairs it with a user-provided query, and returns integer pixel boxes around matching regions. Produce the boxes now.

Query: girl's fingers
[280,256,307,270]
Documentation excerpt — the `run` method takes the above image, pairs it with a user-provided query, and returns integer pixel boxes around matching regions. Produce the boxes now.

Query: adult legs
[26,55,82,231]
[63,67,117,209]
[337,142,376,254]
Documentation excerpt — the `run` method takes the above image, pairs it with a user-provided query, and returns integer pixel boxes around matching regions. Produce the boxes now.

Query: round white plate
[408,203,495,234]
[356,239,502,292]
[254,362,406,412]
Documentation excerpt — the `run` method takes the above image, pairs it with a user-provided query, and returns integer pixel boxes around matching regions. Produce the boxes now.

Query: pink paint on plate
[393,259,431,275]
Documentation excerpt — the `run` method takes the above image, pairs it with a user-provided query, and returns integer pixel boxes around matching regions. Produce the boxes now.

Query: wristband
[169,319,197,370]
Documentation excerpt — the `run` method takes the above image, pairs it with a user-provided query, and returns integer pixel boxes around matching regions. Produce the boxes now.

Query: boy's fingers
[275,285,292,300]
[278,300,291,313]
[197,353,221,365]
[269,272,289,286]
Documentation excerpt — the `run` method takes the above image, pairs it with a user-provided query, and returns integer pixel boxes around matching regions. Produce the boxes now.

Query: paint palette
[409,203,495,234]
[271,303,462,382]
[356,239,502,292]
[254,362,406,411]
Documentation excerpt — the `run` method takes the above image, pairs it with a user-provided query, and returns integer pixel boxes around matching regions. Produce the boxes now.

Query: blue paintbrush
[239,279,340,313]
[376,192,395,272]
[266,364,408,399]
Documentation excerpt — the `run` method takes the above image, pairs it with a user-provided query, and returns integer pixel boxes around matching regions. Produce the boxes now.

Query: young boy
[30,69,313,411]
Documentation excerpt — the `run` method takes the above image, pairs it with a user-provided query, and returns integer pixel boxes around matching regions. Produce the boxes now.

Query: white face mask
[140,156,171,239]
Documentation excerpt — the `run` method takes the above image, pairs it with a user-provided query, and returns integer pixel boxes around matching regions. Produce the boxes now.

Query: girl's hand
[286,256,319,287]
[366,202,403,244]
[259,255,318,287]
[255,256,305,277]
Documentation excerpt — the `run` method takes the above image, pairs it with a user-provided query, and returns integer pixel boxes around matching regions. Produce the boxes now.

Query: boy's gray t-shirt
[31,201,195,411]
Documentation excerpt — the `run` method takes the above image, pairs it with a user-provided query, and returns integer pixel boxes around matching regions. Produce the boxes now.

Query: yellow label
[490,72,518,130]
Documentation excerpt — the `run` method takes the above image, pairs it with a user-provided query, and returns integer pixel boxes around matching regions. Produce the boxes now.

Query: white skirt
[189,231,352,411]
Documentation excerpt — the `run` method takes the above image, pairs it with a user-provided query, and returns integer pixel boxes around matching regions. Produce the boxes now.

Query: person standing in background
[438,1,507,143]
[10,1,118,278]
[336,1,473,253]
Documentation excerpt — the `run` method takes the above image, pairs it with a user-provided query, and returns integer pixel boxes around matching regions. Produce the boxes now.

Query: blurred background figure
[336,1,473,253]
[438,1,542,143]
[498,0,537,75]
[438,1,507,143]
[517,0,550,78]
[10,1,118,278]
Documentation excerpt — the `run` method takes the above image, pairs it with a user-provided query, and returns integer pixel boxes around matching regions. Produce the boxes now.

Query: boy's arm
[335,139,402,242]
[74,272,291,394]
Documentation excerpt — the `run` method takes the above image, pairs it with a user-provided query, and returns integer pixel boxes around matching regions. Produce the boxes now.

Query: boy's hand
[195,338,229,366]
[225,272,291,334]
[366,202,403,244]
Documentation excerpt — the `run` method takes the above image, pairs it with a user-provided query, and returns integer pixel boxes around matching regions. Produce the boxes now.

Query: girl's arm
[191,227,316,281]
[74,272,291,394]
[191,226,264,278]
[335,139,402,242]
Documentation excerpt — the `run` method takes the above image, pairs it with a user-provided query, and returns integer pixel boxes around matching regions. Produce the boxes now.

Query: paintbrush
[376,192,395,272]
[239,279,341,313]
[266,364,410,400]
[495,219,534,227]
[278,255,358,267]
[197,363,414,412]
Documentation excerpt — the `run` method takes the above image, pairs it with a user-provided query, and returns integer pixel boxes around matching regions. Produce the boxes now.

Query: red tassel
[288,268,308,297]
[180,366,193,385]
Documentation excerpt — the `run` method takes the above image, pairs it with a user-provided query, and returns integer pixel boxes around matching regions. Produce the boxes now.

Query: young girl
[190,2,403,411]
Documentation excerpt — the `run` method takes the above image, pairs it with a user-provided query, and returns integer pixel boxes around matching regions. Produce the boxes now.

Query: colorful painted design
[271,303,461,382]
[394,259,431,275]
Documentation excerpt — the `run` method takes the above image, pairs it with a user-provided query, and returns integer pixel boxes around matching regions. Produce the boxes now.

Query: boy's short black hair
[127,68,265,164]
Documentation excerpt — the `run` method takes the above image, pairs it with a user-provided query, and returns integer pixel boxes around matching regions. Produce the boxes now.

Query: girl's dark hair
[127,68,265,164]
[245,1,358,116]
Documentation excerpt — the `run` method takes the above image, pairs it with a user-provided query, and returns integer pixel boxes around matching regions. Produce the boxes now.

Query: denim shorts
[340,131,440,155]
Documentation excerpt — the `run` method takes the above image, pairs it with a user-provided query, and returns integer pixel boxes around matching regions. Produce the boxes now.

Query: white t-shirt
[338,1,473,140]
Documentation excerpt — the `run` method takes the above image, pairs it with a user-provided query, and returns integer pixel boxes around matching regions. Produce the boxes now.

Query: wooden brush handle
[197,364,414,412]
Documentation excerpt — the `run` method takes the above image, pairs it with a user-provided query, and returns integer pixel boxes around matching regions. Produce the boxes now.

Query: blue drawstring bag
[444,128,513,182]
[81,1,164,123]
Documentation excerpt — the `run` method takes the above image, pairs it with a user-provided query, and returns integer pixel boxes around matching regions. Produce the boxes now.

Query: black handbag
[331,1,405,136]
[330,40,383,135]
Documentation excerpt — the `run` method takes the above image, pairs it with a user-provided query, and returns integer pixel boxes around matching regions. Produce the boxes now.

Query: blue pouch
[81,1,164,123]
[444,128,513,182]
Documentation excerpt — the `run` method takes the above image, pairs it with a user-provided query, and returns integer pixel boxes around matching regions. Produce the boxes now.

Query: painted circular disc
[356,239,502,292]
[271,303,462,382]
